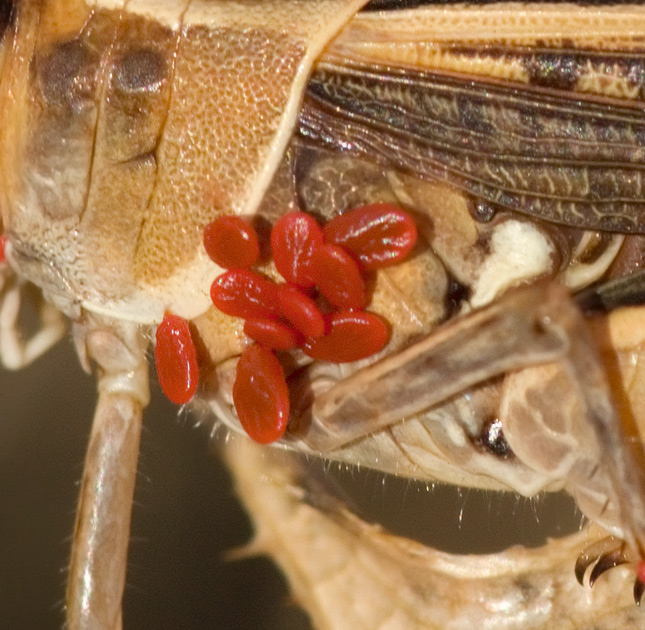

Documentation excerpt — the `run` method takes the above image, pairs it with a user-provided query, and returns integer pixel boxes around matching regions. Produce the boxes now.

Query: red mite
[302,311,389,363]
[155,313,199,405]
[0,235,6,264]
[203,215,259,269]
[311,244,365,310]
[271,211,324,289]
[233,344,290,444]
[277,284,325,338]
[203,204,417,443]
[324,203,417,270]
[243,318,300,350]
[210,269,279,320]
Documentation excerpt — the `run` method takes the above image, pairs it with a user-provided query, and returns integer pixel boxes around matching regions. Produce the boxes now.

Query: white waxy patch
[443,416,468,448]
[470,220,554,309]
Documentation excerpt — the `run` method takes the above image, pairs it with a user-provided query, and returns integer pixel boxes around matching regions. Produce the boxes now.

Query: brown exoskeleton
[4,1,645,628]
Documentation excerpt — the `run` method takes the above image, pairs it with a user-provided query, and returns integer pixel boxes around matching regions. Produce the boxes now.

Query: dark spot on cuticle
[474,418,514,460]
[513,577,537,601]
[445,277,469,318]
[115,49,166,93]
[525,53,581,91]
[38,40,98,108]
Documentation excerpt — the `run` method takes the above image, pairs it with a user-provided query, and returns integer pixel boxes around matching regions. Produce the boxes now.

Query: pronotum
[4,0,645,628]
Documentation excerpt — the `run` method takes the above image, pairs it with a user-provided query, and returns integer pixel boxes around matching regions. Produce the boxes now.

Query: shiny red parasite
[210,269,280,320]
[270,211,324,289]
[302,310,389,363]
[155,313,199,405]
[203,215,260,269]
[324,203,417,270]
[233,344,290,444]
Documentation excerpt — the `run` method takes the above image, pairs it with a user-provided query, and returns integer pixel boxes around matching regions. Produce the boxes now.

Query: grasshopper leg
[304,283,570,451]
[66,318,149,630]
[302,282,645,565]
[0,272,66,369]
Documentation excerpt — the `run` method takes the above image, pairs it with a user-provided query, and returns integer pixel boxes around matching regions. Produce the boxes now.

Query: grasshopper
[3,0,645,628]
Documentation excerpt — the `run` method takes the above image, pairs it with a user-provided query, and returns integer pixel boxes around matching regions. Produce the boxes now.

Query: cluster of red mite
[8,201,645,593]
[154,203,417,444]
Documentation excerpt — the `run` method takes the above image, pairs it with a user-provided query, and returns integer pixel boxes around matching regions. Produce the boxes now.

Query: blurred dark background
[1,331,583,630]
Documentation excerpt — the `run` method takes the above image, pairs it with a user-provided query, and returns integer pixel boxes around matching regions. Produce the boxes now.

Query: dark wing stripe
[307,66,645,165]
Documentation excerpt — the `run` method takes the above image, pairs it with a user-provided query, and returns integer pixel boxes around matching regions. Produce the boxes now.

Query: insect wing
[305,4,645,233]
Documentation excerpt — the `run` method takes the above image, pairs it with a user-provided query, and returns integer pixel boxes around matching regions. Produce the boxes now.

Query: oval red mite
[243,318,300,350]
[323,203,417,270]
[233,344,290,444]
[271,211,323,289]
[310,244,365,310]
[155,313,199,405]
[303,311,389,363]
[0,235,6,264]
[210,269,279,320]
[277,284,325,338]
[203,215,260,269]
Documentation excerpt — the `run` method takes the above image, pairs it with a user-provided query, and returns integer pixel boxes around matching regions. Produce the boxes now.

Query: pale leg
[0,271,66,369]
[65,318,150,630]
